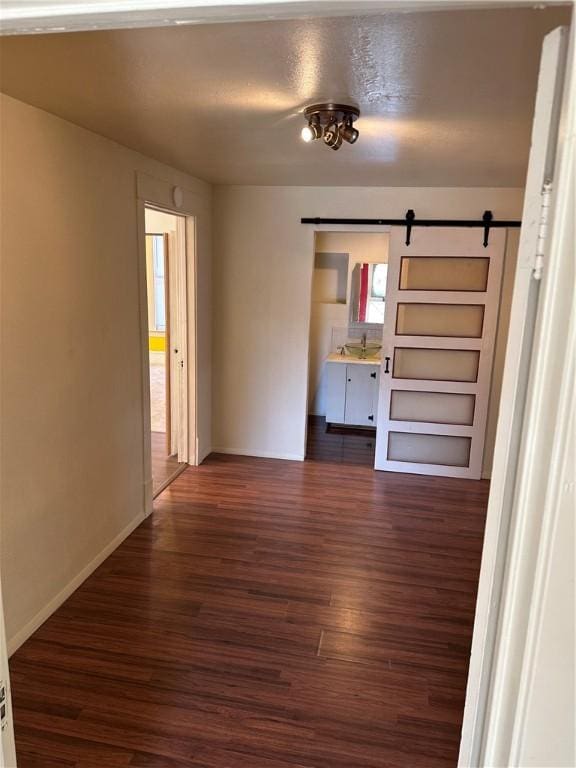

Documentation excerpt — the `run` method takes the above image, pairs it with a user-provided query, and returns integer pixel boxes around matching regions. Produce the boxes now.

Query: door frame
[0,0,568,35]
[459,25,573,766]
[0,573,17,767]
[145,231,172,451]
[136,195,198,517]
[0,5,571,767]
[303,224,391,456]
[163,232,172,453]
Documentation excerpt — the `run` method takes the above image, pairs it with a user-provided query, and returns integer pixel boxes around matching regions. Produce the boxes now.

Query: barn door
[374,227,505,479]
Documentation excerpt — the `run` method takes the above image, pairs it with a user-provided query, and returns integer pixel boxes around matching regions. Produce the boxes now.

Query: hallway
[10,453,489,767]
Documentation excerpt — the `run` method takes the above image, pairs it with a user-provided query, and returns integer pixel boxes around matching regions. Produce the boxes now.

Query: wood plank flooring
[306,416,376,466]
[10,430,489,767]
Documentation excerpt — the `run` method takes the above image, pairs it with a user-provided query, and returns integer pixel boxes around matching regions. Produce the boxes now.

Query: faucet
[360,332,367,358]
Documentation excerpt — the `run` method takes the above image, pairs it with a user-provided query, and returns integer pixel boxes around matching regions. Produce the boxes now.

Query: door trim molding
[0,0,566,36]
[136,172,199,517]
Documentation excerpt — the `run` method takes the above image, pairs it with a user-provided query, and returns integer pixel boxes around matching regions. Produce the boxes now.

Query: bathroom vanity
[325,354,380,428]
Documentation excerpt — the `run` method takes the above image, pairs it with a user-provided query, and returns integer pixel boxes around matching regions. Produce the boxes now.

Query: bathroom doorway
[145,207,189,495]
[305,230,389,465]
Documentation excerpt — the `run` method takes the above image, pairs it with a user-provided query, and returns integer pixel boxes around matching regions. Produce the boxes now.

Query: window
[366,263,388,323]
[146,234,166,332]
[151,237,166,331]
[350,261,388,324]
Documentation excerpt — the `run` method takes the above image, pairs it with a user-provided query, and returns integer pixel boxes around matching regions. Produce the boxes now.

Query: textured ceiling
[0,8,570,186]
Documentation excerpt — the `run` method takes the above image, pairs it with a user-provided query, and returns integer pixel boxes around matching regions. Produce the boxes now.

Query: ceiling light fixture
[301,103,360,151]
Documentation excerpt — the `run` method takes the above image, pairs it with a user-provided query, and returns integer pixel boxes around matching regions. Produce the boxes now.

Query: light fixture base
[303,103,360,123]
[301,103,360,150]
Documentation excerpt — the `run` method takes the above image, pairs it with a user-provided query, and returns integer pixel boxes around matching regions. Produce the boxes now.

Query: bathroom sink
[344,342,382,359]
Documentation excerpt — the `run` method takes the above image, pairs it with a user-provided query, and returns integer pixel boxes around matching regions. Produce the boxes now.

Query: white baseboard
[7,513,145,657]
[212,447,305,462]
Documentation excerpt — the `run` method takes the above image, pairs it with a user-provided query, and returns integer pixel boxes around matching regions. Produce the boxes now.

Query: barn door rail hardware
[300,210,522,247]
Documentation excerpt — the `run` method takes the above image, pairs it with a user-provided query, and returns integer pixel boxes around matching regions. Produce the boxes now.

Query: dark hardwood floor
[10,433,489,767]
[306,415,376,466]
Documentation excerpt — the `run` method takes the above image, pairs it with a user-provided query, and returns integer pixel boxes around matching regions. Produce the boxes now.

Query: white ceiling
[0,7,570,186]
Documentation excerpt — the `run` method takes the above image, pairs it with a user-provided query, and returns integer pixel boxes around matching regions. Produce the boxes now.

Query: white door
[374,227,505,479]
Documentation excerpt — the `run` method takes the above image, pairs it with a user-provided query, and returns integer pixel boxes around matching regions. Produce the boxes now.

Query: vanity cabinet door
[344,365,379,427]
[325,362,347,424]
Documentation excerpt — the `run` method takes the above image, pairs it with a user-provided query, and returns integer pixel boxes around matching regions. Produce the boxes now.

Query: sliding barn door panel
[396,303,485,337]
[388,432,472,467]
[375,227,505,479]
[393,348,480,382]
[399,256,490,291]
[390,391,476,426]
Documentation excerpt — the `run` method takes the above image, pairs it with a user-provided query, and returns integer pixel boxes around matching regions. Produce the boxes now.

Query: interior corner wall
[212,185,524,471]
[0,94,212,651]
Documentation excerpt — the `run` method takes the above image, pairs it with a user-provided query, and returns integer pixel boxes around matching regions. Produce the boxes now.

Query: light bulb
[301,119,323,142]
[301,125,315,143]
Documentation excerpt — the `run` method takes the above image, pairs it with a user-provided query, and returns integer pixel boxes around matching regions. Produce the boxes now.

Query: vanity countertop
[326,353,381,366]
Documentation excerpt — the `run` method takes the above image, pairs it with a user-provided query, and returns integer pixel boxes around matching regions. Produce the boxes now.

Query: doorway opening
[306,230,389,466]
[144,207,190,495]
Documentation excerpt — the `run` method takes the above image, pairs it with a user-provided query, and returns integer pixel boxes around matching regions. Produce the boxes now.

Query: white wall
[0,94,212,651]
[213,185,523,470]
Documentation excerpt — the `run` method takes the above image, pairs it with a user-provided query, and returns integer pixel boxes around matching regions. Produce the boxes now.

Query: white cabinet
[325,361,380,427]
[345,364,380,426]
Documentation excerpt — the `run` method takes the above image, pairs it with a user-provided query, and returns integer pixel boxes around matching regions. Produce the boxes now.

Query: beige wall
[213,185,523,473]
[315,231,389,270]
[0,94,212,650]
